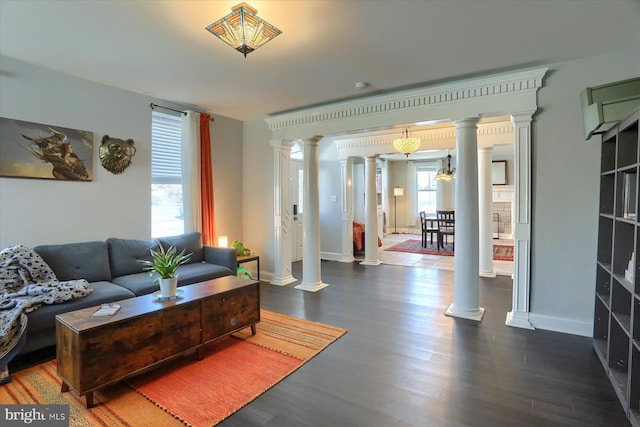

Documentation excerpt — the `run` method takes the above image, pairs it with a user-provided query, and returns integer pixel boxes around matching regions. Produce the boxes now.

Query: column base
[445,304,485,321]
[505,311,535,330]
[295,282,330,292]
[360,259,381,266]
[479,269,496,278]
[270,275,297,286]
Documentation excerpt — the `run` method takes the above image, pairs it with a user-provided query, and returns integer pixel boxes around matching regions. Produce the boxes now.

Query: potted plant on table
[137,244,192,298]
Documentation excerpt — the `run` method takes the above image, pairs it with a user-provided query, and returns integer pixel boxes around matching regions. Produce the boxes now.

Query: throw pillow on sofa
[107,238,159,278]
[158,232,204,263]
[34,241,112,282]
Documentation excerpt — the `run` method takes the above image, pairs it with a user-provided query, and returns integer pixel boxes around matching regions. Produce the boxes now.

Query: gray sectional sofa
[22,231,237,355]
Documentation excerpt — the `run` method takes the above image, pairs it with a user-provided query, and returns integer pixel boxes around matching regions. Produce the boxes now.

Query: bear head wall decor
[99,135,136,174]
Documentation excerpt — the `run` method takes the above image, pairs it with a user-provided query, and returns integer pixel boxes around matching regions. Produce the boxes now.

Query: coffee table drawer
[201,282,259,341]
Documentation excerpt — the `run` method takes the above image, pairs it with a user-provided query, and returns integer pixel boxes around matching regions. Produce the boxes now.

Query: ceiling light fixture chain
[392,128,421,157]
[435,152,456,181]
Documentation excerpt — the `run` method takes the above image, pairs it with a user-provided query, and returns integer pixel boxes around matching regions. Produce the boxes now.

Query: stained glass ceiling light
[435,153,456,181]
[392,128,421,157]
[205,2,282,58]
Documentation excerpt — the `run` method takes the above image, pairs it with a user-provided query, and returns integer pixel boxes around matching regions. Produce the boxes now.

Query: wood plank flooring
[8,260,628,426]
[221,260,628,427]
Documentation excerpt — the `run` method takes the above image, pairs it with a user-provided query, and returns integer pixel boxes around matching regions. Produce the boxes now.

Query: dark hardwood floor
[8,260,628,426]
[221,260,628,427]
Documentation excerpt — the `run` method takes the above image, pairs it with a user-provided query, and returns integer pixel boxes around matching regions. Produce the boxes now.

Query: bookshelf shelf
[594,107,639,426]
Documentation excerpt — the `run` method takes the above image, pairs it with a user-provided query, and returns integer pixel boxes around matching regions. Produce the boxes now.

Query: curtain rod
[149,103,215,122]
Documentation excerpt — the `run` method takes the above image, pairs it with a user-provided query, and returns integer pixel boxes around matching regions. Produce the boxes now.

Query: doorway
[291,158,304,262]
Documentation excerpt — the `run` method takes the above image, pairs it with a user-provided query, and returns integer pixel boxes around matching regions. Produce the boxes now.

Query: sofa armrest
[203,246,237,273]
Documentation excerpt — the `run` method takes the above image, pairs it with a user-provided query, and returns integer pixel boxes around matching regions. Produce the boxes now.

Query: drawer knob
[230,317,237,326]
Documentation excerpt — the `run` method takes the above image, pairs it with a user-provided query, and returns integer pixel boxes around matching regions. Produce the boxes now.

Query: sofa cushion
[158,231,203,263]
[107,237,159,278]
[34,241,111,282]
[173,262,233,285]
[111,272,158,296]
[112,262,232,296]
[25,281,136,335]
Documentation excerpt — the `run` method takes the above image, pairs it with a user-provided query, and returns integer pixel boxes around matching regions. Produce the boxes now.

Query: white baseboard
[320,252,343,262]
[529,313,592,337]
[384,228,417,236]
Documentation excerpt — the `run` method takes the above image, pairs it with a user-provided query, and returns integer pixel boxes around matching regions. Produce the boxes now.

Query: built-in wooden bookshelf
[594,107,639,426]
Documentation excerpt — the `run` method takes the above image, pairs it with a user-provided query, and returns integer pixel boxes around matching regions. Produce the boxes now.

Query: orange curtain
[199,113,215,245]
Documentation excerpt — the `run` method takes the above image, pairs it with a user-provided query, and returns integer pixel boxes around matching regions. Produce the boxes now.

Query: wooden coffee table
[55,275,260,407]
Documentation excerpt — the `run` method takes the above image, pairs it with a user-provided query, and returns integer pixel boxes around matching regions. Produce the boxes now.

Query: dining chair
[419,211,426,247]
[420,211,438,247]
[436,210,455,250]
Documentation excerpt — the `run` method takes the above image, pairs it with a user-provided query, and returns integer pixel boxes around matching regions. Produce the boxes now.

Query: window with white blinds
[151,111,182,184]
[151,111,184,237]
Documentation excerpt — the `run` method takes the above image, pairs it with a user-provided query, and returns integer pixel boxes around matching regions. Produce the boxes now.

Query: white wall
[319,142,342,256]
[0,56,243,248]
[211,114,244,244]
[530,48,640,333]
[388,161,407,230]
[242,119,274,273]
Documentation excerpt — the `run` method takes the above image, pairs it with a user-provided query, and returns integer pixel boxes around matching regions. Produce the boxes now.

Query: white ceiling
[1,1,639,122]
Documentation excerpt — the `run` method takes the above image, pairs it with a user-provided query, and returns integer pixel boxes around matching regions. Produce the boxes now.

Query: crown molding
[265,67,547,137]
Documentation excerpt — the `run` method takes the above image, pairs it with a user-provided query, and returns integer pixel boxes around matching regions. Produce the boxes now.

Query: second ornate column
[296,136,330,292]
[445,118,485,321]
[361,155,381,265]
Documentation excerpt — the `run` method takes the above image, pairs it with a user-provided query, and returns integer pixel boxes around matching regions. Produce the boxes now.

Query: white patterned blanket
[0,245,92,363]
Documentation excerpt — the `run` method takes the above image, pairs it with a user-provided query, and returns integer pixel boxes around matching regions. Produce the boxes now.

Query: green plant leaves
[137,243,192,280]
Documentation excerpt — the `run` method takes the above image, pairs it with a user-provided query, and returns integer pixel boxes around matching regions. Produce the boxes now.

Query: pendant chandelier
[205,2,282,58]
[392,128,421,157]
[435,153,456,181]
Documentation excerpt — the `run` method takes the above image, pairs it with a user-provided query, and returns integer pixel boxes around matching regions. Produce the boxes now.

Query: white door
[291,160,304,261]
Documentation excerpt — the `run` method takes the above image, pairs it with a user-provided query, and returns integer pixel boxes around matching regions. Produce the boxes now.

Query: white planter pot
[158,277,178,298]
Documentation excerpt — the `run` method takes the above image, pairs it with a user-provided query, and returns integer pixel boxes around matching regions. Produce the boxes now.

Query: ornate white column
[361,155,381,265]
[340,158,355,263]
[296,136,330,292]
[270,139,297,286]
[506,111,536,329]
[446,118,485,321]
[478,146,496,278]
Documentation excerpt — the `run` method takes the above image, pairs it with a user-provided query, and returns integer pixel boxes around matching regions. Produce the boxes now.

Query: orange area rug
[0,310,347,426]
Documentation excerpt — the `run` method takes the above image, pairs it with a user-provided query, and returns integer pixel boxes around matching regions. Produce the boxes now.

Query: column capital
[510,110,536,125]
[270,139,296,152]
[301,135,324,145]
[453,117,480,128]
[478,146,493,153]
